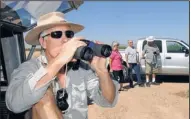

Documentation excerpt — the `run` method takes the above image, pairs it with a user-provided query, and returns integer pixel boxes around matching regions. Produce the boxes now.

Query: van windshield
[1,1,83,30]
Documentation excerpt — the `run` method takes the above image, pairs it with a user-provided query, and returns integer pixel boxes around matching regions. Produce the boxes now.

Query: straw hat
[112,41,119,47]
[25,12,84,45]
[146,36,155,42]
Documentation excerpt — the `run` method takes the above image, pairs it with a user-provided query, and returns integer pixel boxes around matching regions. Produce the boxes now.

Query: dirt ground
[88,83,189,119]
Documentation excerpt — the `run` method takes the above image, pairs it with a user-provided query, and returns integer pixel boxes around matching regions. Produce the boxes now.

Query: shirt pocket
[71,82,87,102]
[72,82,86,92]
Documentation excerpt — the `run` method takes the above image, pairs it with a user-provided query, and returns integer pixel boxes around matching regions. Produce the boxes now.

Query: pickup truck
[119,38,189,76]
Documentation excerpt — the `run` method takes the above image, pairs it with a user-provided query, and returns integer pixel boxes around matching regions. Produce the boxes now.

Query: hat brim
[25,22,84,45]
[147,40,154,42]
[113,43,119,47]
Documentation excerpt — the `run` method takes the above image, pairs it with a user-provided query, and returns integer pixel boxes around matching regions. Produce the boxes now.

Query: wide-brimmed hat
[146,36,155,42]
[112,41,119,47]
[25,12,84,45]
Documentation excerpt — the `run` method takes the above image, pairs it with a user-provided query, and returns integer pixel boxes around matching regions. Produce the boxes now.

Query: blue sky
[65,1,189,45]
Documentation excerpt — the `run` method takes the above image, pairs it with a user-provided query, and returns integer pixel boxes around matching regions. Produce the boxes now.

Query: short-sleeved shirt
[110,50,123,71]
[125,46,137,63]
[143,44,160,64]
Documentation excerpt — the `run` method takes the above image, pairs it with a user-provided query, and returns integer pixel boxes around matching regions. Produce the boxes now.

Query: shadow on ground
[134,75,189,83]
[156,75,189,83]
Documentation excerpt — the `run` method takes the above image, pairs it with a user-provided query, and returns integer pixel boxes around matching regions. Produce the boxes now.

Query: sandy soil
[88,83,189,119]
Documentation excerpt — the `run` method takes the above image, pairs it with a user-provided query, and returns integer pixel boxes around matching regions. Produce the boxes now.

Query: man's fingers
[72,36,85,41]
[94,40,103,44]
[77,41,87,47]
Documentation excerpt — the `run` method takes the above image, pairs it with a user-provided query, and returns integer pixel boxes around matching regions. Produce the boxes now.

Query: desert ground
[88,82,189,119]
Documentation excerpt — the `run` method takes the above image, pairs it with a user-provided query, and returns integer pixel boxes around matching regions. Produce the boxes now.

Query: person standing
[142,36,160,87]
[125,40,144,88]
[110,41,125,91]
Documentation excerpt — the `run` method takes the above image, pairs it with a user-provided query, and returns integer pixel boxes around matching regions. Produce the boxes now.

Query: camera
[56,88,69,113]
[74,39,112,61]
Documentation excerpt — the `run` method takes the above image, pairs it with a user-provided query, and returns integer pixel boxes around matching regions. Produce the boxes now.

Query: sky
[64,1,189,45]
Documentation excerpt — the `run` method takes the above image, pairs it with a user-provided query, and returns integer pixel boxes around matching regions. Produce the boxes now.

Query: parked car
[118,38,189,76]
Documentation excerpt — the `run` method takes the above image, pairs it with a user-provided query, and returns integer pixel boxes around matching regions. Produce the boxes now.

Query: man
[142,36,160,87]
[125,40,144,87]
[5,12,119,119]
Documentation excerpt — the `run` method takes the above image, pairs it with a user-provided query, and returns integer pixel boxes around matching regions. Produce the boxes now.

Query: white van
[119,38,189,76]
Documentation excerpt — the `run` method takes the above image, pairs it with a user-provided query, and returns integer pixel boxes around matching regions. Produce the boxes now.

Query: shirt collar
[37,51,48,65]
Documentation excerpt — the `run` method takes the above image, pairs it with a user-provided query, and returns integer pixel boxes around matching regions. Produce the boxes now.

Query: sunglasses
[42,30,74,39]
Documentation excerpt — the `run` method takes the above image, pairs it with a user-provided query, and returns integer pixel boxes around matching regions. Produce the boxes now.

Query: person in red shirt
[109,41,125,91]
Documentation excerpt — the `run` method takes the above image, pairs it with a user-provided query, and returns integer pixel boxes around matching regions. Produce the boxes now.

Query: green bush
[119,46,126,49]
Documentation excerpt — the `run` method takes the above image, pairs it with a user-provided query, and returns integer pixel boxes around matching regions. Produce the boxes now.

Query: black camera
[56,88,69,113]
[153,52,157,55]
[73,39,112,61]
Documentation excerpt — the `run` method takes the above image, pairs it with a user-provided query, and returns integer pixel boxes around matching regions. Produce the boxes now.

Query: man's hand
[89,41,108,72]
[126,63,130,68]
[90,55,108,72]
[90,56,107,71]
[57,37,87,64]
[88,41,116,104]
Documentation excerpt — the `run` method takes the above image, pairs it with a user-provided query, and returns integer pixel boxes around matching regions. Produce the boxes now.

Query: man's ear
[39,37,46,49]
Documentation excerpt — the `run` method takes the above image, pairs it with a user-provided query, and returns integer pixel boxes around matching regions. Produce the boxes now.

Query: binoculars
[73,39,112,61]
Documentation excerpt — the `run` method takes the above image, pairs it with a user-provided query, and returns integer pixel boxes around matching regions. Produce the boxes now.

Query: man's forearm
[95,69,116,104]
[125,55,128,65]
[109,59,112,70]
[35,56,66,89]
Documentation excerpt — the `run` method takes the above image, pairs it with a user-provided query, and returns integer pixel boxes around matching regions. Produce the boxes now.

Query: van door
[163,41,189,75]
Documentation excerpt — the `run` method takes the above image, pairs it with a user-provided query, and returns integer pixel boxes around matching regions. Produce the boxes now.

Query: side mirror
[183,49,189,54]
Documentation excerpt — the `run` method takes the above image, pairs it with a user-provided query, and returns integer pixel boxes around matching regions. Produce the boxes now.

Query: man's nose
[62,37,69,42]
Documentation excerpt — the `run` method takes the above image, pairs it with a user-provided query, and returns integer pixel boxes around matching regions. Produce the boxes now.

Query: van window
[166,41,187,53]
[142,40,162,53]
